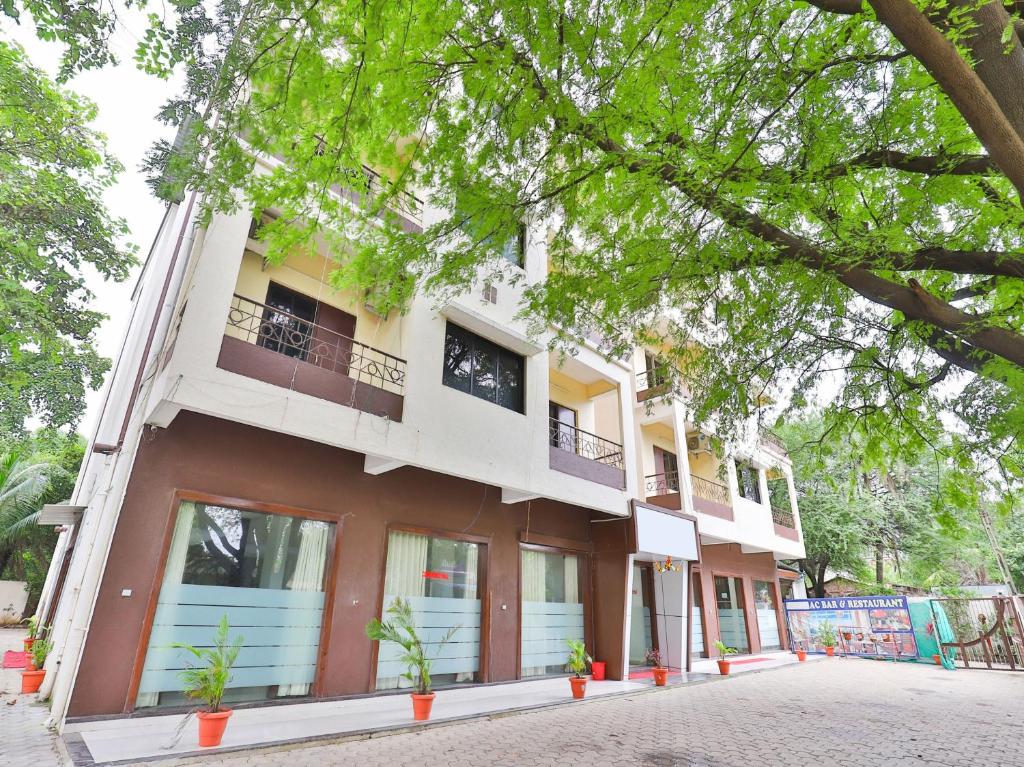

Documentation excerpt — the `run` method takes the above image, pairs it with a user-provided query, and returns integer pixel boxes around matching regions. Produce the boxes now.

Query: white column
[669,401,695,514]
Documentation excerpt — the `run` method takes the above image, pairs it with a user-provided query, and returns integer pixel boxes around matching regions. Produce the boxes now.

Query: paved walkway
[125,658,1024,767]
[0,628,64,767]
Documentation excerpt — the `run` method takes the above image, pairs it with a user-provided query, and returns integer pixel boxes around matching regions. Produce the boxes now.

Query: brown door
[311,302,357,375]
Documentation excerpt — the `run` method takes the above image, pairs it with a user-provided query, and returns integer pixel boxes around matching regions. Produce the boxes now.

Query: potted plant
[714,640,737,675]
[21,637,51,693]
[23,616,39,653]
[366,597,457,721]
[645,647,669,686]
[173,616,242,747]
[819,621,837,657]
[566,639,591,699]
[841,630,852,642]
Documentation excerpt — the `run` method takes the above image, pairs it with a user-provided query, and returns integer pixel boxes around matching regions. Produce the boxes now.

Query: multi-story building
[34,155,804,728]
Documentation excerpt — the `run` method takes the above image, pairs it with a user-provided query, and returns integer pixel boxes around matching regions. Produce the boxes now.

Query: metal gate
[931,595,1024,671]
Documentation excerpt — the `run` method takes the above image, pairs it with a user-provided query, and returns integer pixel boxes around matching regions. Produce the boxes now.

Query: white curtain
[564,555,579,603]
[279,521,330,696]
[521,550,548,676]
[383,531,429,598]
[137,503,197,708]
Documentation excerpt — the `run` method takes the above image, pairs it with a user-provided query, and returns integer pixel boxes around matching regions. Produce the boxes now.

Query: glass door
[137,501,333,708]
[691,571,706,658]
[754,580,782,651]
[628,563,656,665]
[376,530,482,689]
[520,548,584,677]
[714,575,750,654]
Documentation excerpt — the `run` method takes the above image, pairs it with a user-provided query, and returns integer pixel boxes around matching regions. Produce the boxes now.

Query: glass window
[735,460,762,503]
[521,548,583,677]
[442,322,525,413]
[714,575,750,654]
[376,531,482,690]
[753,580,782,651]
[260,283,317,360]
[136,502,333,708]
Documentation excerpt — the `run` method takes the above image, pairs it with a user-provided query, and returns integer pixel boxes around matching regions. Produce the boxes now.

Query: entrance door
[653,447,681,492]
[753,580,782,651]
[520,547,584,677]
[629,563,658,665]
[549,402,577,452]
[691,571,706,658]
[714,575,750,654]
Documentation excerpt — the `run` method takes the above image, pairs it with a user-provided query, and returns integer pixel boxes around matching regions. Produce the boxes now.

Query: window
[136,502,333,708]
[501,223,526,268]
[735,460,762,503]
[376,530,482,690]
[714,575,750,654]
[521,548,583,677]
[753,580,782,651]
[644,352,670,388]
[442,322,525,412]
[260,283,317,360]
[767,468,791,509]
[654,446,680,491]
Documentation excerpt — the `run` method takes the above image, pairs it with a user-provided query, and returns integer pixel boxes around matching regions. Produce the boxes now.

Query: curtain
[383,531,429,599]
[564,555,579,604]
[521,549,548,676]
[279,521,330,696]
[136,503,197,708]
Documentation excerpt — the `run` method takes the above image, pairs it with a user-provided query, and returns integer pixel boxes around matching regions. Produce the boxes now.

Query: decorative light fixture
[655,556,681,573]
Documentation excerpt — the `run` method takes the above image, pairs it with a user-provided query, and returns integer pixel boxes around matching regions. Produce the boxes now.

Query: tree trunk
[875,541,885,584]
[816,562,829,598]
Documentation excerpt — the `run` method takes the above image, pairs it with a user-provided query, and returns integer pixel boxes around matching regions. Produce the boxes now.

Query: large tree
[0,41,135,434]
[10,0,1024,498]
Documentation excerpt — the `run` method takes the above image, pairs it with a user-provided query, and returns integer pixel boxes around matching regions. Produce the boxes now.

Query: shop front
[65,411,632,718]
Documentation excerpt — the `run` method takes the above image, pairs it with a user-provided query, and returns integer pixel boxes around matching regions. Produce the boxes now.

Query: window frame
[441,321,526,413]
[734,460,763,504]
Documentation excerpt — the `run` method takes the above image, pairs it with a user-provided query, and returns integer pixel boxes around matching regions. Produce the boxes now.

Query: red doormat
[729,657,770,666]
[2,650,29,669]
[627,668,683,680]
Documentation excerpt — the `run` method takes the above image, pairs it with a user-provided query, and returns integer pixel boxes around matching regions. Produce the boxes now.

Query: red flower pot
[21,669,45,694]
[411,692,435,721]
[652,667,669,686]
[796,650,807,662]
[569,676,587,699]
[591,661,606,681]
[23,638,35,653]
[825,646,835,657]
[716,660,731,676]
[196,709,232,747]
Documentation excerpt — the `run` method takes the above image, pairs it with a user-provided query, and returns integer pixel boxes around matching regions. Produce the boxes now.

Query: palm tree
[0,451,57,574]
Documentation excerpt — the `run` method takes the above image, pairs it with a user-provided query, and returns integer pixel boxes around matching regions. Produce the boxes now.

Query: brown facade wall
[69,411,629,717]
[694,543,786,657]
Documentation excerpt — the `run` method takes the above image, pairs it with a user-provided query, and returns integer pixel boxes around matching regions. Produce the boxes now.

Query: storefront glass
[376,530,482,689]
[714,575,750,653]
[136,501,333,708]
[691,571,706,657]
[753,580,782,650]
[521,548,583,676]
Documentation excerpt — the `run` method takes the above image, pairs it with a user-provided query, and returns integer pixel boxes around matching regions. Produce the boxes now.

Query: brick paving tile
[0,629,63,767]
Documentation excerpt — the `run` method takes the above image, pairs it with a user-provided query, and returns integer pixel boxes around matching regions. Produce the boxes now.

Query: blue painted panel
[159,584,325,610]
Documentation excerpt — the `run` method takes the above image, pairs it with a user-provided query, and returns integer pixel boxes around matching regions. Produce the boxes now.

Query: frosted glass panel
[521,549,583,676]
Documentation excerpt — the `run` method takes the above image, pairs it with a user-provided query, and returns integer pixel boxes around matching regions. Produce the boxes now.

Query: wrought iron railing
[548,418,624,469]
[636,369,671,393]
[225,294,407,394]
[645,470,680,495]
[771,505,796,528]
[690,474,731,506]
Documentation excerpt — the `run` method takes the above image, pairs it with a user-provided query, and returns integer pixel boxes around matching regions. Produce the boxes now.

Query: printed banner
[784,595,917,658]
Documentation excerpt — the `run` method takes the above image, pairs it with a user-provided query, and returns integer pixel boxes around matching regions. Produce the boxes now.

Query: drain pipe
[42,195,202,728]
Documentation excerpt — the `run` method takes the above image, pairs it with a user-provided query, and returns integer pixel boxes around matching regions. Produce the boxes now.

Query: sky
[3,15,179,436]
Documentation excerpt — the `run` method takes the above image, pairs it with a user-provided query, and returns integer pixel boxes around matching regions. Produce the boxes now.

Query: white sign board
[634,505,699,561]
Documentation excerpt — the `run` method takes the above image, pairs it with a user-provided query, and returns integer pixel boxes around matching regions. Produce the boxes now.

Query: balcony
[217,294,407,421]
[772,505,799,540]
[548,417,626,489]
[635,369,671,402]
[690,474,734,520]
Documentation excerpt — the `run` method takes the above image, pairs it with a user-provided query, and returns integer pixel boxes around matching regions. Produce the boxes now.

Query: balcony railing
[690,474,731,506]
[548,418,624,469]
[636,369,671,393]
[645,470,680,495]
[772,505,796,529]
[225,294,407,394]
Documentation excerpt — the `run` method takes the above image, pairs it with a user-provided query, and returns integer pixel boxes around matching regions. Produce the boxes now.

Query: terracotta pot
[21,669,45,694]
[569,675,587,699]
[652,667,669,686]
[796,650,807,662]
[196,709,232,747]
[411,692,435,721]
[23,638,35,653]
[933,654,942,665]
[590,661,606,681]
[716,660,731,676]
[825,646,835,657]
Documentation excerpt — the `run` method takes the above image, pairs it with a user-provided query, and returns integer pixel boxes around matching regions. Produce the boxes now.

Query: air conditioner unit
[687,434,711,454]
